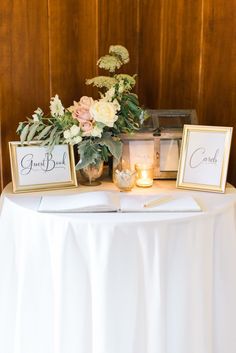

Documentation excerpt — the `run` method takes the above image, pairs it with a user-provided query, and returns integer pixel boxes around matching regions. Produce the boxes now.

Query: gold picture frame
[9,142,78,193]
[176,125,233,193]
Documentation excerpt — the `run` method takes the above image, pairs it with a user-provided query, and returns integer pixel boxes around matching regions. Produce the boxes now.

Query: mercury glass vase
[79,161,104,186]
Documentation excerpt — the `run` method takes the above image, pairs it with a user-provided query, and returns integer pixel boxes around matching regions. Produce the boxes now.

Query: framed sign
[176,125,233,193]
[9,142,78,193]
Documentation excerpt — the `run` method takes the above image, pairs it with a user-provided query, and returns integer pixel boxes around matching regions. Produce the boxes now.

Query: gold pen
[143,196,173,208]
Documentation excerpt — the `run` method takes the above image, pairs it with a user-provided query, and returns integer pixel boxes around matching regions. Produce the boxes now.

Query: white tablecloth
[1,181,236,353]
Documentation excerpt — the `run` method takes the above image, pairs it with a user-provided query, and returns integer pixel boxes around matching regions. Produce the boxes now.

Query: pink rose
[79,96,94,109]
[72,106,92,121]
[80,121,93,135]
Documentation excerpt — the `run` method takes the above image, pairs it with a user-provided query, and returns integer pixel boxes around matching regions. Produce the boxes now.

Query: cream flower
[63,129,71,139]
[73,136,82,144]
[90,101,118,127]
[50,94,64,117]
[91,125,103,138]
[70,124,80,137]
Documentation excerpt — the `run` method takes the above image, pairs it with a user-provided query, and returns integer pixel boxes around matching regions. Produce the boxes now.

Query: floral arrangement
[17,45,145,170]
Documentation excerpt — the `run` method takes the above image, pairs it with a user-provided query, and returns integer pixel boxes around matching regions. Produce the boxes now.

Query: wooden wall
[1,0,236,191]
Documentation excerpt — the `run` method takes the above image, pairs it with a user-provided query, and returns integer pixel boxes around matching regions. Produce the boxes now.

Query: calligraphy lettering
[189,148,219,168]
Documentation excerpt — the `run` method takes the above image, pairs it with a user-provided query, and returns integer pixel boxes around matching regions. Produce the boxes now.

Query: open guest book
[38,191,202,213]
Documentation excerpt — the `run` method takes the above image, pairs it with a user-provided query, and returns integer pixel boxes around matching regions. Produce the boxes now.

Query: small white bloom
[34,107,43,116]
[118,80,125,94]
[63,130,71,139]
[91,125,103,138]
[50,94,64,117]
[73,136,82,144]
[32,114,39,122]
[104,87,115,102]
[32,107,43,121]
[70,124,80,137]
[112,99,120,112]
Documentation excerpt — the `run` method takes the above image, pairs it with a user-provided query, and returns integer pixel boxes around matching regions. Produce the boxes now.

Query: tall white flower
[50,94,64,117]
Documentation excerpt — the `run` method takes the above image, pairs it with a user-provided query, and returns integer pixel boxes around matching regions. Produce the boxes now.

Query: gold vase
[79,161,104,186]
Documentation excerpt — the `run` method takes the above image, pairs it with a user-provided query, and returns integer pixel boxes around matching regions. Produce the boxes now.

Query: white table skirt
[1,182,236,353]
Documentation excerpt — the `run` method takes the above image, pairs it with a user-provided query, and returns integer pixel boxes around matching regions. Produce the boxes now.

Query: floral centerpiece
[17,45,145,174]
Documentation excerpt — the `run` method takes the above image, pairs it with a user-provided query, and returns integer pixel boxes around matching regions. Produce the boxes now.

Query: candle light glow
[135,163,154,187]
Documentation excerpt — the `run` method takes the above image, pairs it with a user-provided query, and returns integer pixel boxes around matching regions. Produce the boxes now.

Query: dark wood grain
[138,0,162,107]
[199,0,236,184]
[0,0,50,189]
[159,0,203,110]
[49,0,98,105]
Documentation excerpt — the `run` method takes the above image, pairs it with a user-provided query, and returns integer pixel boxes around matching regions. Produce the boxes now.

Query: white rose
[63,130,71,139]
[90,101,118,127]
[91,125,103,138]
[70,124,80,137]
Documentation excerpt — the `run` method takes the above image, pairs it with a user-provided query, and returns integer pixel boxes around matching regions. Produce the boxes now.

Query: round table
[1,181,236,353]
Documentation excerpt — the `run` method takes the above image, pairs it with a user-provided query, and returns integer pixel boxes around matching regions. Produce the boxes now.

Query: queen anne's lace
[109,45,130,64]
[97,55,122,73]
[86,76,117,89]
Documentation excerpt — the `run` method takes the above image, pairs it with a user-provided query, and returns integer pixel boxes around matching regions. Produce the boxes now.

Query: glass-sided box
[119,109,198,179]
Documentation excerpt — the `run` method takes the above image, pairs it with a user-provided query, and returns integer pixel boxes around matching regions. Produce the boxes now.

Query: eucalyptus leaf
[76,141,101,169]
[99,133,122,160]
[41,138,51,146]
[16,122,24,134]
[36,125,52,141]
[49,127,58,145]
[27,123,39,142]
[20,124,29,144]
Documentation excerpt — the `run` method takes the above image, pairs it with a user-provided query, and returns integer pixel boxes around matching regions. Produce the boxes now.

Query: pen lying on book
[143,196,173,208]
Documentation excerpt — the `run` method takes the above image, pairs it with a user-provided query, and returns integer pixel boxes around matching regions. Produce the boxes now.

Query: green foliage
[76,140,102,170]
[75,134,122,170]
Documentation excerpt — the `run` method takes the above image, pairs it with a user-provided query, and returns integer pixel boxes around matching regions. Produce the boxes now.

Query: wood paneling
[49,0,98,105]
[199,0,236,184]
[138,0,162,107]
[0,0,50,189]
[159,0,203,109]
[1,0,236,191]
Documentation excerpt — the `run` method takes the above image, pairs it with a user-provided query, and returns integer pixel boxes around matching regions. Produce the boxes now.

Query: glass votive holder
[114,169,136,192]
[135,163,154,187]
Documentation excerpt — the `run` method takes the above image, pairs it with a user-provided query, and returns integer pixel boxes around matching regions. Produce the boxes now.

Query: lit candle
[135,163,154,187]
